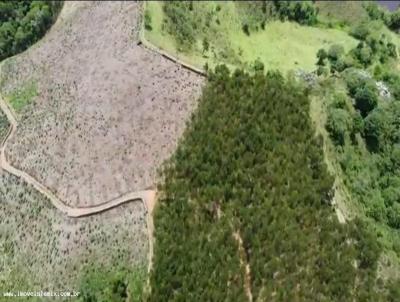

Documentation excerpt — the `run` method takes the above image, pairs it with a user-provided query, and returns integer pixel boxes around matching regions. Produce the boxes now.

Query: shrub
[352,111,364,135]
[163,2,196,50]
[274,1,318,25]
[350,23,370,40]
[382,71,400,99]
[343,69,369,97]
[373,64,384,79]
[253,58,264,72]
[387,42,397,58]
[383,186,400,207]
[364,108,390,152]
[144,10,152,31]
[316,48,328,66]
[354,82,378,117]
[365,2,388,22]
[390,145,400,170]
[366,191,386,222]
[326,107,352,146]
[202,38,209,54]
[388,9,400,31]
[242,23,250,36]
[331,92,348,109]
[330,57,347,73]
[328,44,345,61]
[342,54,359,69]
[316,65,328,76]
[387,203,400,229]
[352,43,373,66]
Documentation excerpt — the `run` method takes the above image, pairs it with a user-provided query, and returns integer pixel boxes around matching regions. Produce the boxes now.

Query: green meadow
[144,1,357,72]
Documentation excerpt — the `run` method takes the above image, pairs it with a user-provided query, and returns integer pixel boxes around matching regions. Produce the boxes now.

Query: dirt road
[0,92,156,274]
[0,95,156,217]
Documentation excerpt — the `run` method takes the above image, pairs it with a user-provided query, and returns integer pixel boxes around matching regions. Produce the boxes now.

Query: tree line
[161,1,317,52]
[0,1,62,61]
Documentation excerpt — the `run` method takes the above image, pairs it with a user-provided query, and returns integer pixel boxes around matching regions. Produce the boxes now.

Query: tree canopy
[0,1,62,61]
[149,67,385,301]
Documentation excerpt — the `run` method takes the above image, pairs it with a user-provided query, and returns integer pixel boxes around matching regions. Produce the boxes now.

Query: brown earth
[0,170,149,292]
[0,1,203,207]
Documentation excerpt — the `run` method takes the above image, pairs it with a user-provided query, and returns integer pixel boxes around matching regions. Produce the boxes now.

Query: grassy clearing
[5,81,38,114]
[143,1,210,70]
[144,1,357,72]
[230,21,357,72]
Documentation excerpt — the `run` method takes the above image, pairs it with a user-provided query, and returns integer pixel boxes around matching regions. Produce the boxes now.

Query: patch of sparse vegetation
[0,109,9,141]
[316,1,369,28]
[5,80,37,113]
[0,169,148,300]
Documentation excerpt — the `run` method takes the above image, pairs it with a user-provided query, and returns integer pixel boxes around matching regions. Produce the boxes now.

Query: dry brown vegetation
[0,170,148,292]
[0,1,204,298]
[0,1,203,208]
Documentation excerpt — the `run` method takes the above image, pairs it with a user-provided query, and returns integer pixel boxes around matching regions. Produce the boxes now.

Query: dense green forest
[315,12,400,255]
[149,66,399,301]
[0,1,62,61]
[78,264,146,302]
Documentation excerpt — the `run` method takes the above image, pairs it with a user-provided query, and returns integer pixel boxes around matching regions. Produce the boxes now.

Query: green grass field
[144,1,357,72]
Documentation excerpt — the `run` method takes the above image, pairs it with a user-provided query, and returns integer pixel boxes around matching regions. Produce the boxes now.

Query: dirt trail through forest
[233,231,253,302]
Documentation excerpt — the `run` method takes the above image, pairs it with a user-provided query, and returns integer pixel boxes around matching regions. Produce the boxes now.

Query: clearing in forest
[0,1,203,208]
[144,1,357,72]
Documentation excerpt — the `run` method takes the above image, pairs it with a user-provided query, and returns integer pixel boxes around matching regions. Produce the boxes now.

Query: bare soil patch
[0,1,203,207]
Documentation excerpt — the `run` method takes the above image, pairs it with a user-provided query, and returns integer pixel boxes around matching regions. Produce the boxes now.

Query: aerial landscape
[1,1,400,301]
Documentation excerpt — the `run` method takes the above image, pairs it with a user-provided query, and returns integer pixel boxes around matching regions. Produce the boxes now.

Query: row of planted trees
[148,66,397,301]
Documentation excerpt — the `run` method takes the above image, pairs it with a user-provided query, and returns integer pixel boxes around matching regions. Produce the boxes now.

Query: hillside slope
[144,1,357,72]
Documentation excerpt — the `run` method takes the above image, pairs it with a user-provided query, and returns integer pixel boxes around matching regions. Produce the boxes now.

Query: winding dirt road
[0,95,156,218]
[0,91,156,273]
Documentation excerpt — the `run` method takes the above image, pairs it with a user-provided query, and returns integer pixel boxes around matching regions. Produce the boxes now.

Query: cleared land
[0,170,148,299]
[144,1,357,72]
[0,1,203,208]
[0,2,188,298]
